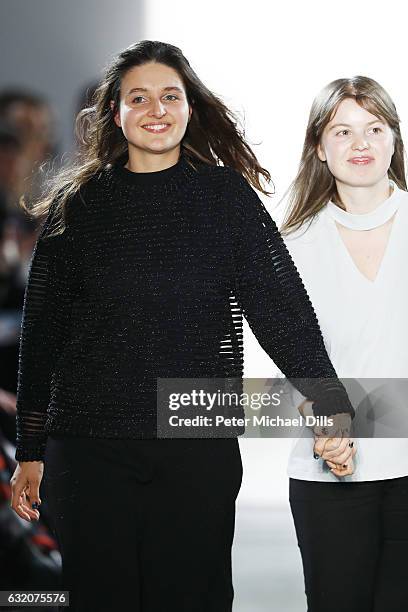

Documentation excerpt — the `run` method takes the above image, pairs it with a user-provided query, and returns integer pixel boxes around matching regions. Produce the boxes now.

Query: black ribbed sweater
[15,156,354,462]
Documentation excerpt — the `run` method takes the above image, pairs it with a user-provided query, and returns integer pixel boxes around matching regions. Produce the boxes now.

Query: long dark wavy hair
[21,40,272,236]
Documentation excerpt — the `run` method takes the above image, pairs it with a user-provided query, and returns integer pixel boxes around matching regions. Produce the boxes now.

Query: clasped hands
[313,412,356,476]
[300,401,356,476]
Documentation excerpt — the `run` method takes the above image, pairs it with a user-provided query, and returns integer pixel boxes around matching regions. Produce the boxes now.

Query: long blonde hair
[282,76,407,235]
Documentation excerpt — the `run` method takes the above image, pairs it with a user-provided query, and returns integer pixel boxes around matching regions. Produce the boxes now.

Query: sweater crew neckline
[110,154,194,193]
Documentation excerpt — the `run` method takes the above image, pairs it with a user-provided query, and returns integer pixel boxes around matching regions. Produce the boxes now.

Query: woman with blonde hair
[283,76,408,612]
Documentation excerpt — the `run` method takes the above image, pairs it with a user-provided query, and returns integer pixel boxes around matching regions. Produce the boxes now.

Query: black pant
[289,476,408,612]
[42,436,242,612]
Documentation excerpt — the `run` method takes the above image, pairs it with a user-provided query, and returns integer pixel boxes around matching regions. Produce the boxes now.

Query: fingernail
[313,452,320,460]
[31,502,40,510]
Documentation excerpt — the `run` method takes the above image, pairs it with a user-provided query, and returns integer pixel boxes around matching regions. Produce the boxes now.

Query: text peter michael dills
[167,414,334,428]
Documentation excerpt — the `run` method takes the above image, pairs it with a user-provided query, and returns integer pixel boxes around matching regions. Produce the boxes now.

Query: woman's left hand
[313,435,356,465]
[325,450,357,477]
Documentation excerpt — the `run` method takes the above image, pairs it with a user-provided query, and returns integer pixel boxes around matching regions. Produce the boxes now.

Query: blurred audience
[0,90,57,206]
[0,88,62,597]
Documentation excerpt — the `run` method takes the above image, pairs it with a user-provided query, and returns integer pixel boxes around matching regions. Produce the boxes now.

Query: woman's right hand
[10,461,44,522]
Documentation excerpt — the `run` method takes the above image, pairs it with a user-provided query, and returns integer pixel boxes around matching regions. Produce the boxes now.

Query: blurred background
[0,0,406,609]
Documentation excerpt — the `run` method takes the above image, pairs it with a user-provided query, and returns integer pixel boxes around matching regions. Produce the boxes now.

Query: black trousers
[42,436,242,612]
[289,476,408,612]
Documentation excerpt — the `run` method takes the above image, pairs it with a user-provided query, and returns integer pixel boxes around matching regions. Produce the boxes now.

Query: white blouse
[283,184,408,482]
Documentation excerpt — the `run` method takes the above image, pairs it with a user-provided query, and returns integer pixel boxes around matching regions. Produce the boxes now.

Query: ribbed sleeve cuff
[311,386,355,419]
[15,440,47,462]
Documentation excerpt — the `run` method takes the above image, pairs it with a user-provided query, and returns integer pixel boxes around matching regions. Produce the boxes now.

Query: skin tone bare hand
[314,435,355,464]
[10,461,43,522]
[298,399,356,473]
[326,448,357,476]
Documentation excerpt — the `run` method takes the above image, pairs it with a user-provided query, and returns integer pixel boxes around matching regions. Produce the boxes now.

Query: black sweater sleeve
[15,200,78,462]
[228,171,354,419]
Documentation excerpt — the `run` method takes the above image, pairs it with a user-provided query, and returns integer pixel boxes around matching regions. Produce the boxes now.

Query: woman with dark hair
[283,76,408,612]
[10,41,353,611]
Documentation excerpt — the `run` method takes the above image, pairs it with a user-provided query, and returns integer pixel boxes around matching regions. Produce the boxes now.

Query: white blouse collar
[327,181,402,230]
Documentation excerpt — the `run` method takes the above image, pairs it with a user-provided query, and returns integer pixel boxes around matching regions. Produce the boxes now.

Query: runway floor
[233,504,306,612]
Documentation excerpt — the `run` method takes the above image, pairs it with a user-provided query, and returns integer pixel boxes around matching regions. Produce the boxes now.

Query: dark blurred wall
[0,0,145,155]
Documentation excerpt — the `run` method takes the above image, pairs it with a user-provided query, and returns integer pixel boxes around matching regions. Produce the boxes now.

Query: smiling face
[317,98,395,189]
[111,61,191,164]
